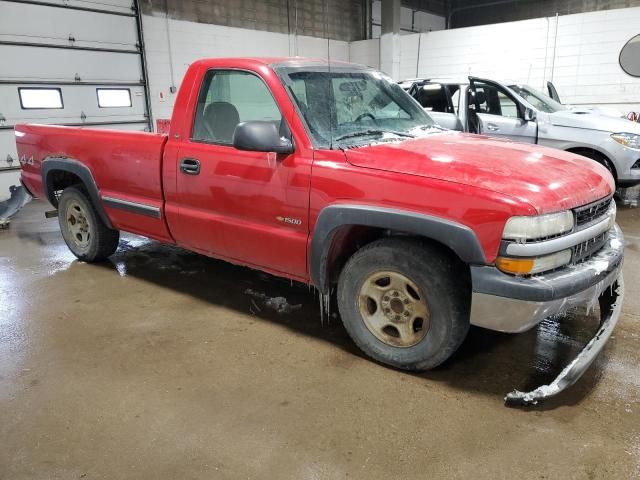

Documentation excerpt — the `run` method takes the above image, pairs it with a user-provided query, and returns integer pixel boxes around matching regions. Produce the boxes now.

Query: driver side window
[472,82,519,119]
[192,70,282,144]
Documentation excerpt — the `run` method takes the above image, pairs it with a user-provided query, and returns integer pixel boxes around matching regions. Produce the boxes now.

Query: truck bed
[16,124,173,242]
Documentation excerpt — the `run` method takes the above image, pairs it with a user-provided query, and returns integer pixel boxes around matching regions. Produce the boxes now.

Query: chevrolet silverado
[16,58,624,405]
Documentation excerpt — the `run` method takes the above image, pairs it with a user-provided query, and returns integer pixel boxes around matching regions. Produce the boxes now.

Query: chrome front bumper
[469,224,625,405]
[470,224,624,333]
[504,276,624,406]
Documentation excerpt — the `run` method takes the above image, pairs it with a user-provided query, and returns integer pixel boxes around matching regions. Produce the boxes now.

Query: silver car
[405,77,640,187]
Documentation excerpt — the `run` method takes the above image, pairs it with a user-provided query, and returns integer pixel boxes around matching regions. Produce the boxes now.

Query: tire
[337,237,470,371]
[58,185,120,261]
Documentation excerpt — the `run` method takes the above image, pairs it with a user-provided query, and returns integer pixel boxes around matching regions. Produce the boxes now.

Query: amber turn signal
[496,249,572,276]
[495,256,534,275]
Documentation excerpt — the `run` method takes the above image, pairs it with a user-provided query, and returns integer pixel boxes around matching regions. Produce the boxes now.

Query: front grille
[574,197,612,228]
[572,231,608,264]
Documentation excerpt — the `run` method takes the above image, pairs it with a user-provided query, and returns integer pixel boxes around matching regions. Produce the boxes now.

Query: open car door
[408,82,464,131]
[547,81,561,103]
[467,76,537,143]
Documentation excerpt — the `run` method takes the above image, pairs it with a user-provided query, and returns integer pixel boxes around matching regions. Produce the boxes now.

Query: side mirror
[233,121,293,155]
[523,107,537,122]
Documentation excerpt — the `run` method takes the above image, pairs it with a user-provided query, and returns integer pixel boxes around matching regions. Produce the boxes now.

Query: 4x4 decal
[19,154,34,166]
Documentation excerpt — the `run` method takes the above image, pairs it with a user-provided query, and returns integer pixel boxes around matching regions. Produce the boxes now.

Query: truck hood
[344,132,614,213]
[548,109,640,133]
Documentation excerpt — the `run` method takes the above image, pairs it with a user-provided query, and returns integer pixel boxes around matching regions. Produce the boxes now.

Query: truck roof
[190,56,368,70]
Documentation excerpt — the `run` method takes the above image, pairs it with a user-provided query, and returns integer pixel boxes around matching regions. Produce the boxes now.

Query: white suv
[404,77,640,187]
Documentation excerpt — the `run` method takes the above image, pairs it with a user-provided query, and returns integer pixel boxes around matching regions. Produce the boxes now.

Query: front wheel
[58,186,120,261]
[337,238,470,371]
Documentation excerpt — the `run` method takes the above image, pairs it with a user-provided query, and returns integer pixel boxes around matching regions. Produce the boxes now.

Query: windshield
[508,84,566,113]
[277,67,435,148]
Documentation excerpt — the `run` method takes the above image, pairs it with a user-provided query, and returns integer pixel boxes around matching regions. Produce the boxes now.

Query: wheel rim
[358,270,430,348]
[65,199,91,249]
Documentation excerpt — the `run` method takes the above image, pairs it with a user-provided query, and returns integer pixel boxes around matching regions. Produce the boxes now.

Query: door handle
[486,123,500,132]
[180,157,200,175]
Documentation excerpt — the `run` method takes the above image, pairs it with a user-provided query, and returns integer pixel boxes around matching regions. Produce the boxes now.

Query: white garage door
[0,0,152,194]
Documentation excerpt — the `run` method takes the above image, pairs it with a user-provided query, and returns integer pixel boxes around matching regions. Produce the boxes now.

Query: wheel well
[323,225,469,290]
[46,170,84,206]
[566,147,617,179]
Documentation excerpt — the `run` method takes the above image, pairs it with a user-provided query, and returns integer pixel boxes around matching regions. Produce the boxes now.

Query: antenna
[325,0,334,150]
[286,0,291,56]
[415,33,422,77]
[287,0,299,56]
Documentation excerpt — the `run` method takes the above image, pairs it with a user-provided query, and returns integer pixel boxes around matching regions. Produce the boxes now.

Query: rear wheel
[58,186,119,261]
[337,238,470,371]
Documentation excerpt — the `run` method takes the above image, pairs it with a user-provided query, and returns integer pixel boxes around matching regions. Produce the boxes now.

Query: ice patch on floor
[244,289,302,314]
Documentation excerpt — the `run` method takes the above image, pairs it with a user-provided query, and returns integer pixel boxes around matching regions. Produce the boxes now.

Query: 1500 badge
[276,216,302,226]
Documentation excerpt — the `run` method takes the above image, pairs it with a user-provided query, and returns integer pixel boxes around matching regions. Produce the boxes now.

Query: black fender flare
[41,157,113,229]
[309,204,487,293]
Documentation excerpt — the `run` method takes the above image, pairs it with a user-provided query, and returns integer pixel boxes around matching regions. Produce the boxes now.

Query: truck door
[167,68,312,280]
[468,77,536,143]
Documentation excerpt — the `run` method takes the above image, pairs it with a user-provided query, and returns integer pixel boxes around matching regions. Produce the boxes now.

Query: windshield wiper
[413,124,447,132]
[334,129,416,142]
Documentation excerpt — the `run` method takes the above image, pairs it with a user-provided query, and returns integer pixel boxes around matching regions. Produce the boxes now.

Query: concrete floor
[1,198,639,480]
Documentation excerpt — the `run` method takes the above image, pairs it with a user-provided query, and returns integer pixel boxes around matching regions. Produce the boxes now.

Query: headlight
[496,249,572,275]
[502,211,574,242]
[611,132,640,150]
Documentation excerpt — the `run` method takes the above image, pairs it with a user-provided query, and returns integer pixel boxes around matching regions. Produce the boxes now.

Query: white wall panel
[0,130,19,172]
[142,15,350,125]
[349,39,380,69]
[398,34,420,80]
[350,6,640,112]
[0,170,20,201]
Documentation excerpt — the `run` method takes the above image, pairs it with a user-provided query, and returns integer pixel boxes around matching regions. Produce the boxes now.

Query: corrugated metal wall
[141,0,367,41]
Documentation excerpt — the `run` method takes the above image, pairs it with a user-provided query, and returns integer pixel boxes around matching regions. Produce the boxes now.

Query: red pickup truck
[16,57,624,405]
